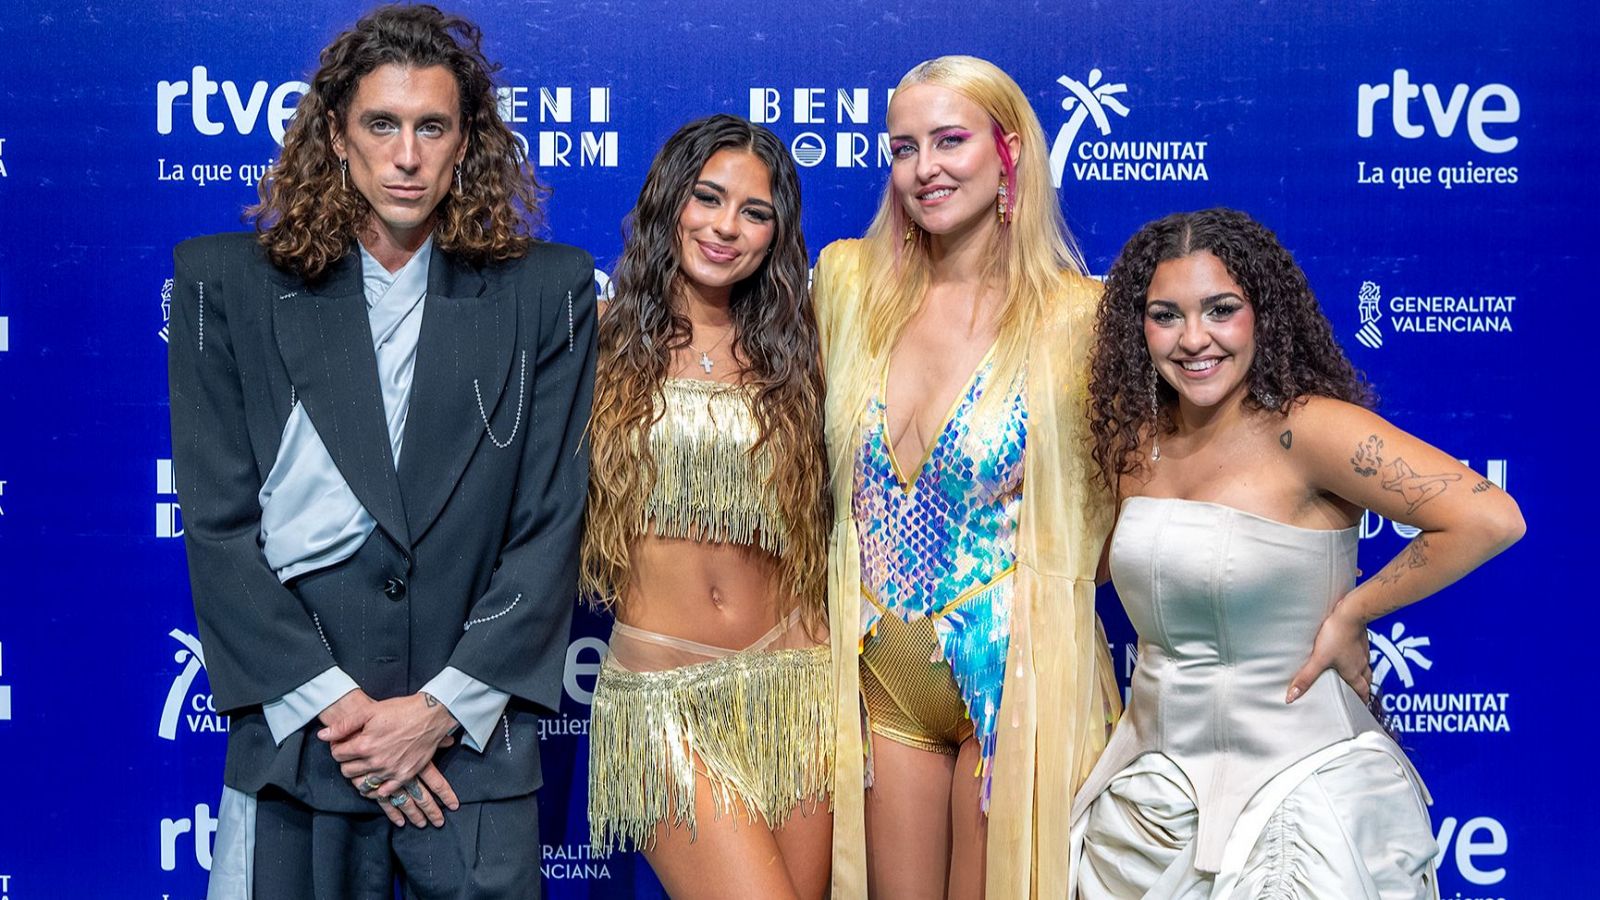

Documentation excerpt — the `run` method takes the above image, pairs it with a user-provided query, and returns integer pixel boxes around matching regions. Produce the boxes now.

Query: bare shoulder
[1279,396,1386,456]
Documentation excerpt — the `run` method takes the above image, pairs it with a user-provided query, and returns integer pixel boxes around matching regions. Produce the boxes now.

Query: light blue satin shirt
[257,237,507,751]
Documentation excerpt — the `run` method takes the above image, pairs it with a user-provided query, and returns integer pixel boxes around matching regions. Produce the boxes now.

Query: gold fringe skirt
[587,643,834,854]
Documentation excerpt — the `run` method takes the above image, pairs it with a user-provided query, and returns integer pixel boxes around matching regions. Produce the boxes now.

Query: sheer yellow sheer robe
[813,239,1120,899]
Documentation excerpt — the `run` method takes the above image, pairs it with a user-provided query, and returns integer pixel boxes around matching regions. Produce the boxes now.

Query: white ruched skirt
[1070,734,1439,899]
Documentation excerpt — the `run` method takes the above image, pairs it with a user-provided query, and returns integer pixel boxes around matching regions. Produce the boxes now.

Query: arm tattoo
[1374,536,1431,585]
[1351,435,1382,476]
[1349,434,1460,514]
[1471,479,1497,493]
[1279,429,1293,450]
[1379,459,1461,514]
[422,692,439,708]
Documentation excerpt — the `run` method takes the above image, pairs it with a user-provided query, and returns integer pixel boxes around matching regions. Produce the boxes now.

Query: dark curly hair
[248,4,543,280]
[1088,208,1374,488]
[582,115,829,626]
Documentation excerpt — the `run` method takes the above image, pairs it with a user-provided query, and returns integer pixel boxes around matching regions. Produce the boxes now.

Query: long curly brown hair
[248,4,543,281]
[1089,208,1374,487]
[582,115,829,626]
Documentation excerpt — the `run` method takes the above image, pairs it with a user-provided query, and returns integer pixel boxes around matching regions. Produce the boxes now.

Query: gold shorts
[859,612,974,756]
[587,642,833,854]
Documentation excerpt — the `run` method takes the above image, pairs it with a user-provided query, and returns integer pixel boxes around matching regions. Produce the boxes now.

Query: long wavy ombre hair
[857,56,1089,407]
[582,115,829,626]
[248,4,542,281]
[1089,208,1375,488]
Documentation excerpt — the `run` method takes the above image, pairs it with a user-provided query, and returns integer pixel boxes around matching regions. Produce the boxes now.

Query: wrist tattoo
[422,692,439,709]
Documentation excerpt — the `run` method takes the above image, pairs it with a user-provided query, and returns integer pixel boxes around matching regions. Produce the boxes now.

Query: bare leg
[643,766,800,900]
[772,800,833,900]
[865,734,956,899]
[946,736,989,900]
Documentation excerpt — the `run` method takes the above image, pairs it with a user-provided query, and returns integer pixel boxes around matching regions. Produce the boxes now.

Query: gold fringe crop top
[640,377,785,553]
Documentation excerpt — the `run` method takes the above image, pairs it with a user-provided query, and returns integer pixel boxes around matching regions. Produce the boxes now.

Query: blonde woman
[812,57,1119,899]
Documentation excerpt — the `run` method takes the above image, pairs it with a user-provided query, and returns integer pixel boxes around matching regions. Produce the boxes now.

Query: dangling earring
[904,219,917,244]
[339,158,347,190]
[1253,383,1280,411]
[996,181,1009,223]
[1147,364,1163,462]
[454,163,463,193]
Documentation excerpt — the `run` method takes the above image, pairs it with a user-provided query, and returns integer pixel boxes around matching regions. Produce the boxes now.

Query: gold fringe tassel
[642,379,785,553]
[587,644,834,855]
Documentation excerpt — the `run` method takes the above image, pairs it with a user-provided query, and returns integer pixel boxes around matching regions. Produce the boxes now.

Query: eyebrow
[695,179,776,211]
[357,109,455,127]
[887,124,970,142]
[1146,292,1246,308]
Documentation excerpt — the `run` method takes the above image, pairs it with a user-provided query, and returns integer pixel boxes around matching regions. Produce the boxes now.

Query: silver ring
[389,792,409,808]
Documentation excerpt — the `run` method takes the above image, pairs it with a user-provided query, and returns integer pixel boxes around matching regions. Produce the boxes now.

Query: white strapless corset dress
[1070,497,1438,899]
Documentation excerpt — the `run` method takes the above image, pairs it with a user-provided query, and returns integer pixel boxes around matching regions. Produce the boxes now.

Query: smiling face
[886,83,1017,244]
[674,148,777,304]
[331,63,467,256]
[1144,251,1257,413]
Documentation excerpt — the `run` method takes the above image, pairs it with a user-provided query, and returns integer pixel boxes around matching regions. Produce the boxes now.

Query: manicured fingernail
[1286,686,1302,704]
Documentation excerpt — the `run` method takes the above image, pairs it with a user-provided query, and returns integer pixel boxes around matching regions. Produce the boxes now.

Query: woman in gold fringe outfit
[582,114,833,899]
[812,57,1120,898]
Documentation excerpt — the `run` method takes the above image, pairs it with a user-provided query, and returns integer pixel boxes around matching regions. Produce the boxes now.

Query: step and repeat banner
[0,1,1590,897]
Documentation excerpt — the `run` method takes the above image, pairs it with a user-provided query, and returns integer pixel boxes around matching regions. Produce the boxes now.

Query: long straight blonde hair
[860,56,1088,400]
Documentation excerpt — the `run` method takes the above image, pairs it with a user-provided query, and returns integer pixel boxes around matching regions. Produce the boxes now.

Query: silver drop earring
[455,163,463,193]
[339,158,347,189]
[1254,383,1280,411]
[1148,364,1162,462]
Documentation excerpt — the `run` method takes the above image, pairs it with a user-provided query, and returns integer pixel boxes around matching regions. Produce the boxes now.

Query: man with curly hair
[166,5,595,897]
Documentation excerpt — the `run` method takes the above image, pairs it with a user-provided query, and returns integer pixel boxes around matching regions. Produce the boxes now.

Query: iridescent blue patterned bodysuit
[853,353,1026,805]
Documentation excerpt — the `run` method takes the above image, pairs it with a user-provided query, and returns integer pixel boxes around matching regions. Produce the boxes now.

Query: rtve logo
[156,66,309,145]
[161,802,219,872]
[1357,70,1520,154]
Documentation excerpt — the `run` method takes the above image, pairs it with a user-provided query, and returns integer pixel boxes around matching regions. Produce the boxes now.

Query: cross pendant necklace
[688,325,733,375]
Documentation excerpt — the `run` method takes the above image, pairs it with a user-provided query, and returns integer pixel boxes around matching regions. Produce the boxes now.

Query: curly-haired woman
[1071,208,1525,897]
[582,115,832,899]
[812,56,1120,898]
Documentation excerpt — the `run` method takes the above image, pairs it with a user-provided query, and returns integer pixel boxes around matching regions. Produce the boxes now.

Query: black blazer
[168,232,596,811]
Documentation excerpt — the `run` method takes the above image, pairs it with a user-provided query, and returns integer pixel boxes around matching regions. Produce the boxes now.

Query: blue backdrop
[0,1,1591,897]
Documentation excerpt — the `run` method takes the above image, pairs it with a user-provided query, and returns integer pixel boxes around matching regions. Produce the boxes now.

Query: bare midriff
[616,532,813,650]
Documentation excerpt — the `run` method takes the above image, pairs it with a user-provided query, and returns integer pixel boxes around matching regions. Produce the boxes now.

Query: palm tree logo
[1050,69,1130,188]
[1368,621,1433,689]
[158,628,207,740]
